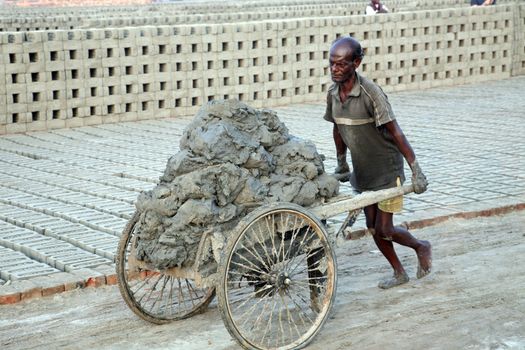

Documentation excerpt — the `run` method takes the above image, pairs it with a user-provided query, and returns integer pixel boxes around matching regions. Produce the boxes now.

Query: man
[470,0,496,6]
[365,0,389,15]
[325,36,431,289]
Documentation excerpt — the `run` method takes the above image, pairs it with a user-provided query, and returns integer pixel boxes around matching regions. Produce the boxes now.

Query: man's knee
[374,224,393,241]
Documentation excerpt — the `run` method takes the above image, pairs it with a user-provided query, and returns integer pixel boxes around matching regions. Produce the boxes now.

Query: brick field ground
[0,76,524,300]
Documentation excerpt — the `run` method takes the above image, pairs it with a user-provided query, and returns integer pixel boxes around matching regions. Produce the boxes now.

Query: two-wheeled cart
[116,184,414,350]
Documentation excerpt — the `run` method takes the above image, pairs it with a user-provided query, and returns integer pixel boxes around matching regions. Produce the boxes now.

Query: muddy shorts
[377,177,403,213]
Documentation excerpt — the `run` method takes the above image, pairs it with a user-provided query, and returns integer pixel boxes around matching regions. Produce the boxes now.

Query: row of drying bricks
[0,118,197,285]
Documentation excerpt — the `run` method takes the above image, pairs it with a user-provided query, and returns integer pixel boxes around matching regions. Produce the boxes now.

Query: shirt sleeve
[374,90,396,126]
[323,92,334,123]
[363,84,396,127]
[365,5,376,15]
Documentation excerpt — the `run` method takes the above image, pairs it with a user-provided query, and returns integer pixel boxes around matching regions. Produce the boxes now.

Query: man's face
[329,45,358,84]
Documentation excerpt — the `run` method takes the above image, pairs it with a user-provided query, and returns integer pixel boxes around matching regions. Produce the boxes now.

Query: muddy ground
[1,211,524,350]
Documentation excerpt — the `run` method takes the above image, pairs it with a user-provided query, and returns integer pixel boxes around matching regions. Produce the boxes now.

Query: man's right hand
[334,154,351,182]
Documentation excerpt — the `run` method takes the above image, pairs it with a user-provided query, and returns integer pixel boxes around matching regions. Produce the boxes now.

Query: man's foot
[416,240,432,279]
[378,272,409,289]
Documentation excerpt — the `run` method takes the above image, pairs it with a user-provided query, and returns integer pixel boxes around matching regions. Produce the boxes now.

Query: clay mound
[133,100,339,272]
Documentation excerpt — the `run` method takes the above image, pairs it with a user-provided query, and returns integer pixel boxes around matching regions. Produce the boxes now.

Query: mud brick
[0,292,21,305]
[85,275,106,288]
[44,272,83,291]
[71,268,105,288]
[17,280,43,300]
[42,284,65,297]
[29,275,65,297]
[105,274,117,286]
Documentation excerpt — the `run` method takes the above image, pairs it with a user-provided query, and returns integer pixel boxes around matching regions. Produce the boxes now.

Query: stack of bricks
[0,2,524,134]
[4,0,151,6]
[0,0,474,32]
[512,2,525,76]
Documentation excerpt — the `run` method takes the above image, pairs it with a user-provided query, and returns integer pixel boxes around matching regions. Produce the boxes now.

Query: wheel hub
[275,271,290,289]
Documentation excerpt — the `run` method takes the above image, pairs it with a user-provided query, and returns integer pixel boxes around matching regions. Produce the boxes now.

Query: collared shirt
[324,72,405,192]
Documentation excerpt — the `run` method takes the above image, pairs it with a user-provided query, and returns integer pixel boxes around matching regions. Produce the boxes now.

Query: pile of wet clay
[133,99,339,274]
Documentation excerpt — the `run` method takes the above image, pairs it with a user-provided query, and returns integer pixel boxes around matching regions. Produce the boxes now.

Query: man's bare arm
[334,125,347,158]
[383,120,415,164]
[384,120,428,194]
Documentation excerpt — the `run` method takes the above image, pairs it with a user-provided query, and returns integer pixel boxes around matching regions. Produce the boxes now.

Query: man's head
[329,36,364,84]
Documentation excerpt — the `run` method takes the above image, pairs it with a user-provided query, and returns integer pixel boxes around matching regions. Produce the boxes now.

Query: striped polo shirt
[324,72,405,192]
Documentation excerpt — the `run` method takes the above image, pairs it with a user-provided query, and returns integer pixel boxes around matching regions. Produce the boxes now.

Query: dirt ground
[1,211,524,350]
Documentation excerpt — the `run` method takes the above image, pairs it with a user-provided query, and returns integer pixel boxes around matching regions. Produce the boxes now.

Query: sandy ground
[1,211,524,350]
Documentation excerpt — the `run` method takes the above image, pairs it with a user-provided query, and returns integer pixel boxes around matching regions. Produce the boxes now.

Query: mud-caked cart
[116,184,414,350]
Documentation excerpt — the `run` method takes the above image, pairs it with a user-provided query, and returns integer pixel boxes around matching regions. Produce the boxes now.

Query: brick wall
[3,0,151,6]
[0,0,472,32]
[1,3,524,134]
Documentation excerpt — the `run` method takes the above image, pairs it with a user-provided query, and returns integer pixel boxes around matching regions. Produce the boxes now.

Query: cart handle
[311,184,415,220]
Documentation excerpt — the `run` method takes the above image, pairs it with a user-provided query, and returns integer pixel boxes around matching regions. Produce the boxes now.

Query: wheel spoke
[166,276,174,317]
[260,293,279,346]
[254,222,278,268]
[226,269,267,283]
[151,275,169,314]
[282,214,303,264]
[288,245,325,277]
[284,224,313,271]
[265,214,279,264]
[250,292,273,333]
[239,242,272,273]
[284,289,315,325]
[233,249,270,275]
[237,292,274,327]
[137,273,163,305]
[230,260,270,276]
[230,283,275,307]
[279,291,302,340]
[185,279,196,307]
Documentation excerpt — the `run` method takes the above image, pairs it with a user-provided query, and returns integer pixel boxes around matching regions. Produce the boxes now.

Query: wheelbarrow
[116,183,414,350]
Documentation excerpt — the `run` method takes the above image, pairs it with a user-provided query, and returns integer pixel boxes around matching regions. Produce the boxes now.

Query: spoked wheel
[116,212,215,324]
[217,203,337,350]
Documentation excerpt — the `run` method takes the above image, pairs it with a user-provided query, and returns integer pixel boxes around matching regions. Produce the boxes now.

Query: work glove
[335,154,350,174]
[410,159,428,194]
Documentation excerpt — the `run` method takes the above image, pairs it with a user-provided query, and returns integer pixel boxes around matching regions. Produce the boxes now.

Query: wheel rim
[223,209,336,349]
[117,216,215,323]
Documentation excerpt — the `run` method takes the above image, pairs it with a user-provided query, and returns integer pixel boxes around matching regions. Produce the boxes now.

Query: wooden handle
[311,184,415,220]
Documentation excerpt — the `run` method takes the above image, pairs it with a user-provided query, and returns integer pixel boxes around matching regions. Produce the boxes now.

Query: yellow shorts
[377,178,403,213]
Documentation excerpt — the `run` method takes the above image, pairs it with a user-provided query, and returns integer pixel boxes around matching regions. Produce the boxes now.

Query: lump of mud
[133,100,339,273]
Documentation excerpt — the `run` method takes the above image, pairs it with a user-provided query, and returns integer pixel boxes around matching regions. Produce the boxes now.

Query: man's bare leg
[371,235,410,288]
[376,209,432,279]
[364,205,409,289]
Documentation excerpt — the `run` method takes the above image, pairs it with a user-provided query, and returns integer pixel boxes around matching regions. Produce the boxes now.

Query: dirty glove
[410,159,428,194]
[335,154,350,174]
